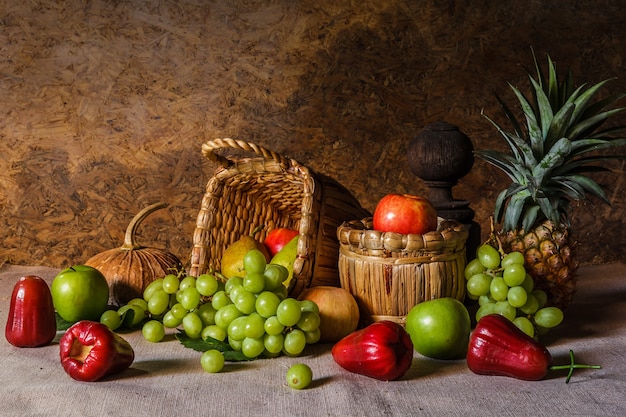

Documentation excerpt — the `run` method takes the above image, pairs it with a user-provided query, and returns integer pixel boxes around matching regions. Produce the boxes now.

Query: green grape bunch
[464,244,564,339]
[100,248,322,372]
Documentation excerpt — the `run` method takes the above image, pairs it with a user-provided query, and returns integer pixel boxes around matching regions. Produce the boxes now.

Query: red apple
[264,227,299,256]
[372,193,438,235]
[298,286,360,343]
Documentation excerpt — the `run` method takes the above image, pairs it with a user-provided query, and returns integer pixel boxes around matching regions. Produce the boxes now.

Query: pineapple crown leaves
[477,50,626,232]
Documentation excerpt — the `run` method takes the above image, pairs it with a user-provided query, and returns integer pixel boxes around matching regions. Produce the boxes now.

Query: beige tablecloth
[1,263,625,417]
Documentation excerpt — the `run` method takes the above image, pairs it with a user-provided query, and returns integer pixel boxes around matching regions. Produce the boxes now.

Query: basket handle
[201,138,297,170]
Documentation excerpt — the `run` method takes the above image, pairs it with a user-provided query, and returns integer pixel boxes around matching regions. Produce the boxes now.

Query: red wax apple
[264,227,299,256]
[372,193,438,235]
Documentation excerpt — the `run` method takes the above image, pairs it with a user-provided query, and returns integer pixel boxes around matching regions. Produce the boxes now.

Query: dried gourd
[85,202,182,305]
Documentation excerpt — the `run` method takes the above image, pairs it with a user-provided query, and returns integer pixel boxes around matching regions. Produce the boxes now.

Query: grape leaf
[55,312,74,331]
[175,331,253,362]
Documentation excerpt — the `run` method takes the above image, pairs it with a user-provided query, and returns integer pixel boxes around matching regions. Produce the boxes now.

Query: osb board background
[1,0,625,269]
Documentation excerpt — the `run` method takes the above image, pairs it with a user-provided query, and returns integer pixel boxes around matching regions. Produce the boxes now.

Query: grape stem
[487,216,507,257]
[549,350,602,383]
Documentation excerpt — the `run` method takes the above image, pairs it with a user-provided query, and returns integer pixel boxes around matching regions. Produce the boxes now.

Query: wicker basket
[337,217,468,326]
[188,138,370,296]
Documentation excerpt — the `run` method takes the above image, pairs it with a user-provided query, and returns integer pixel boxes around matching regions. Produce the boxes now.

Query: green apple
[405,297,471,360]
[51,265,109,323]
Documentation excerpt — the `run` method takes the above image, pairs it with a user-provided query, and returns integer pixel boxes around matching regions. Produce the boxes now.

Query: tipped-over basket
[337,217,468,326]
[188,138,370,297]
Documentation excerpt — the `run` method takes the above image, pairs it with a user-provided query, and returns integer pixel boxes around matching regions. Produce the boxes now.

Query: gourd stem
[121,202,168,250]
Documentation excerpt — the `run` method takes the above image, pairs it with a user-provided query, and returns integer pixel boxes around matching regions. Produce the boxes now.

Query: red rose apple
[264,227,299,256]
[372,193,438,235]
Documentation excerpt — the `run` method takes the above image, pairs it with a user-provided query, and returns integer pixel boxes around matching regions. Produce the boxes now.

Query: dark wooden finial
[408,121,481,258]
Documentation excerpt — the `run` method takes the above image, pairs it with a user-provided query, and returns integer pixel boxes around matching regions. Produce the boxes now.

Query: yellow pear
[221,231,270,278]
[270,235,299,289]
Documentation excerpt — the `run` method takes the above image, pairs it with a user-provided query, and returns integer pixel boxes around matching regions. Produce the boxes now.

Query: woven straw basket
[188,138,370,297]
[337,217,468,325]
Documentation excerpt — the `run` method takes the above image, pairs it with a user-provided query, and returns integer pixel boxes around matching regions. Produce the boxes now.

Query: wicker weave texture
[189,138,370,296]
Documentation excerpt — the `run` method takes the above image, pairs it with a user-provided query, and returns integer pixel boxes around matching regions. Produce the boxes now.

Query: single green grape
[182,312,203,339]
[503,264,527,287]
[148,289,171,316]
[214,304,243,329]
[475,302,496,322]
[283,328,306,356]
[513,316,535,338]
[299,299,319,315]
[196,273,219,297]
[467,273,493,297]
[264,333,285,354]
[244,313,266,339]
[225,277,244,295]
[490,277,509,302]
[534,306,564,328]
[264,315,285,336]
[464,258,486,280]
[162,310,182,328]
[180,287,202,311]
[162,274,180,294]
[229,337,243,351]
[519,294,540,315]
[202,324,227,342]
[211,290,232,310]
[142,320,165,343]
[100,310,122,330]
[241,336,265,359]
[507,286,528,308]
[201,349,225,373]
[143,278,164,301]
[286,363,313,390]
[256,291,281,318]
[227,316,248,341]
[179,276,197,291]
[243,272,266,294]
[243,249,267,274]
[304,328,321,344]
[494,300,516,322]
[296,311,321,332]
[233,289,257,315]
[196,302,217,326]
[501,251,524,267]
[263,264,288,290]
[277,298,302,327]
[170,302,189,320]
[477,244,501,270]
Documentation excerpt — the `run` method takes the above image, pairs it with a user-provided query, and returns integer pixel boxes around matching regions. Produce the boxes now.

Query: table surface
[1,262,625,417]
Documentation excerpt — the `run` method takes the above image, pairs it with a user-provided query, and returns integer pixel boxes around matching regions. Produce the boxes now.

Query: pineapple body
[496,220,579,309]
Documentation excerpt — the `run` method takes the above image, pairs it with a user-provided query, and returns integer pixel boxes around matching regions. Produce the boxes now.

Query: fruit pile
[100,248,322,369]
[465,243,564,338]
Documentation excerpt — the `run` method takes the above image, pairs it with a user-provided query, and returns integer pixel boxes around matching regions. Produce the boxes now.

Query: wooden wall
[1,0,625,269]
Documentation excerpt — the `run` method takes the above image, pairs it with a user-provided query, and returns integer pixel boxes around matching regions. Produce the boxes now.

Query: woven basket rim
[337,217,469,255]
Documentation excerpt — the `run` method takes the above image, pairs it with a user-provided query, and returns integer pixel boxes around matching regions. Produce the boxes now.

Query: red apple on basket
[264,227,299,257]
[372,193,438,235]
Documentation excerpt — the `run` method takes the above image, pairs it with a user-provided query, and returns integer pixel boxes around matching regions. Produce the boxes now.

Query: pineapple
[477,51,626,308]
